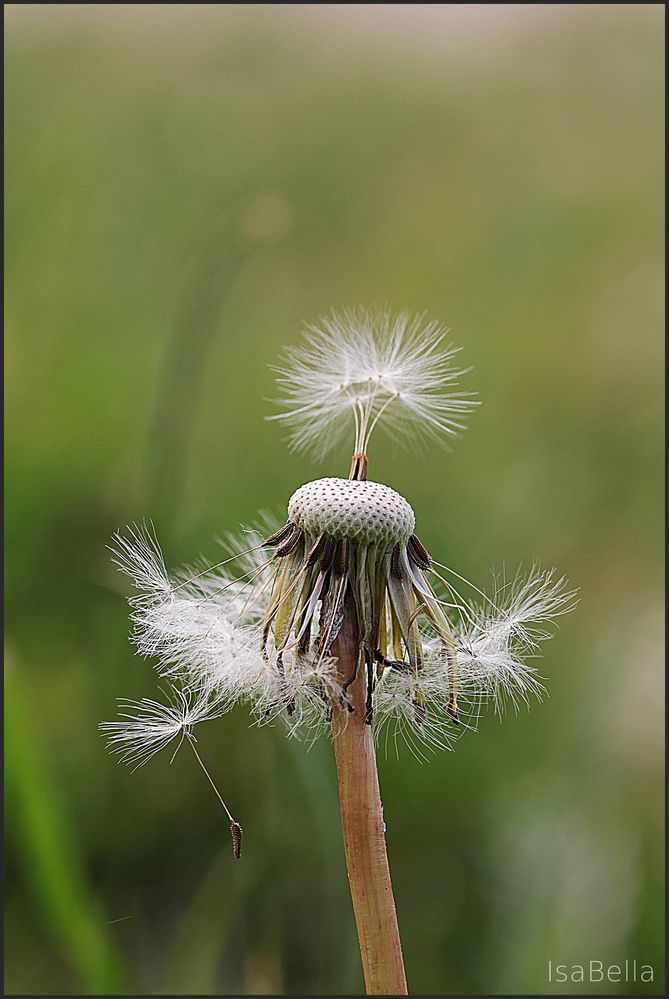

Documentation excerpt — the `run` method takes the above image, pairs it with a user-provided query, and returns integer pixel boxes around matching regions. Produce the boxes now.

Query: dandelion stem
[331,600,408,995]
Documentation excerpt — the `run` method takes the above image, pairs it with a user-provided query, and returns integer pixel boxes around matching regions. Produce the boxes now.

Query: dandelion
[103,307,575,994]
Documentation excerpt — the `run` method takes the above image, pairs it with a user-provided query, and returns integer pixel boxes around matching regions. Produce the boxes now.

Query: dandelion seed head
[288,477,415,546]
[106,310,575,768]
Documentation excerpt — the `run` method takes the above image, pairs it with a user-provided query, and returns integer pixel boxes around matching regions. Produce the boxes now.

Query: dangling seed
[407,534,432,570]
[230,821,243,860]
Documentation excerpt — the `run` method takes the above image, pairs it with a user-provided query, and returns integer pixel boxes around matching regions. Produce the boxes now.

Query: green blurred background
[4,4,664,995]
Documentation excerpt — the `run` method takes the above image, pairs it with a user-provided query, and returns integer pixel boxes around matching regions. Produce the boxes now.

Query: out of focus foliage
[5,6,663,995]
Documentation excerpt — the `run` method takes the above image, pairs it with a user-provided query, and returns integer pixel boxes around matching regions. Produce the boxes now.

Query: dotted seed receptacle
[288,478,415,546]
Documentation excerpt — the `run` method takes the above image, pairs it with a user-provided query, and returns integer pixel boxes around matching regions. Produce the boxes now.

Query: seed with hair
[275,525,303,557]
[263,522,294,548]
[407,534,432,570]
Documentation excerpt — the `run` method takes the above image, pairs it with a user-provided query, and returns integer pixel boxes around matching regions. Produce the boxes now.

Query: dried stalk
[331,606,408,996]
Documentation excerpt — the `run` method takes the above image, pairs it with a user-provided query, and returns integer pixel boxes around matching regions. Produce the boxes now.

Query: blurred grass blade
[5,655,129,994]
[145,201,287,522]
[161,848,265,995]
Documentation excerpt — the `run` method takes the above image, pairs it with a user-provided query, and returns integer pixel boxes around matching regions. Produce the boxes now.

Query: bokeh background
[4,4,664,995]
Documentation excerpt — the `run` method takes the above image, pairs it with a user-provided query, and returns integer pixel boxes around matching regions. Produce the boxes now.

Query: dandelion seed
[269,307,479,458]
[100,685,242,856]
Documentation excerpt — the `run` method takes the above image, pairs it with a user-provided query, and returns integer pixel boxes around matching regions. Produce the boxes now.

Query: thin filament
[187,734,236,825]
[430,560,504,616]
[172,542,268,592]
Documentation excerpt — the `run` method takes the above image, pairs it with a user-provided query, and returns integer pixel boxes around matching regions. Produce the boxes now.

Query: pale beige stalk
[331,606,408,996]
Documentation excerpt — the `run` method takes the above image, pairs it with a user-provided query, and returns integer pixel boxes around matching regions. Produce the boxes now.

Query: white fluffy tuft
[106,525,575,761]
[270,307,478,457]
[374,566,577,753]
[99,685,225,771]
[109,524,271,696]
